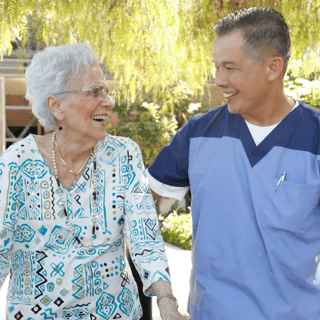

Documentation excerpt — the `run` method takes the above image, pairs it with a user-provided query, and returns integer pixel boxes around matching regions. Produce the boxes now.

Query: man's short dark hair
[214,7,291,74]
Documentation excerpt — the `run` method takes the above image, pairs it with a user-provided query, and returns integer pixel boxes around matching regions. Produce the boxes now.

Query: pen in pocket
[275,172,286,192]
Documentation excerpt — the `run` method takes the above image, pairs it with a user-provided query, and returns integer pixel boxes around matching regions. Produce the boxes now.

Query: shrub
[159,210,192,250]
[155,80,205,129]
[284,76,320,109]
[106,82,209,166]
[106,98,177,167]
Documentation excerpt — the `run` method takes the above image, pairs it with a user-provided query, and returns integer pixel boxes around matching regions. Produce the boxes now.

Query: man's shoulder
[184,104,227,135]
[289,101,320,156]
[298,101,320,121]
[294,101,320,133]
[189,104,226,123]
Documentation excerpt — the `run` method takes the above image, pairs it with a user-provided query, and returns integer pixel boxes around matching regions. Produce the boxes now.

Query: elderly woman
[0,43,187,320]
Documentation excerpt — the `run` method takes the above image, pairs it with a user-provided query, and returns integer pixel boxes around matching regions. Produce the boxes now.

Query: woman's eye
[92,88,100,97]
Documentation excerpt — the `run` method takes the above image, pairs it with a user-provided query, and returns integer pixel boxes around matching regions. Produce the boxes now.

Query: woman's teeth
[92,115,108,122]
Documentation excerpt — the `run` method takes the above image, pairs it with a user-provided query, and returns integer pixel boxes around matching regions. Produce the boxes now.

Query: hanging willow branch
[0,0,319,100]
[109,0,119,12]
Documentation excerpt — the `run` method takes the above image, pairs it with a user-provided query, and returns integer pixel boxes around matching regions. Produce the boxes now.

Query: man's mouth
[222,92,238,99]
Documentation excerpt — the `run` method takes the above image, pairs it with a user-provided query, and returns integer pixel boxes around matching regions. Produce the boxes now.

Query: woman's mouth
[91,115,108,122]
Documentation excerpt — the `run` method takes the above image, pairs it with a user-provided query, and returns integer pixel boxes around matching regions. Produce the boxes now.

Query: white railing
[0,77,5,154]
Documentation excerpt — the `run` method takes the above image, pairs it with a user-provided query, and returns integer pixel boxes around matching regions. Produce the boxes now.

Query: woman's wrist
[158,297,180,319]
[158,296,178,308]
[146,280,181,317]
[157,293,178,309]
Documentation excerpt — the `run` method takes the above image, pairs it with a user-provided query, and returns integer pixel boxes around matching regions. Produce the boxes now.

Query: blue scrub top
[148,102,320,319]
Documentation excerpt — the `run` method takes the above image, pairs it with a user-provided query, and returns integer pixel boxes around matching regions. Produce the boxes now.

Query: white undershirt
[245,98,299,146]
[147,98,300,200]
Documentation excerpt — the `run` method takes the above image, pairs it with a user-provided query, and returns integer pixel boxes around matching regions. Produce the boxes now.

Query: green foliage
[155,80,204,128]
[25,15,47,50]
[284,76,320,109]
[106,97,177,167]
[159,210,192,250]
[1,0,320,99]
[105,81,208,167]
[0,0,31,56]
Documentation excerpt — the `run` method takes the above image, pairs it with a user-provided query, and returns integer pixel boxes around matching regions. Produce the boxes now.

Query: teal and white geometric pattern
[0,134,170,319]
[96,292,117,319]
[117,288,134,316]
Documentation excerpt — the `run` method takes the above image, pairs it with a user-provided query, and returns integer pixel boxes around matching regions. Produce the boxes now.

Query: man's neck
[241,94,294,127]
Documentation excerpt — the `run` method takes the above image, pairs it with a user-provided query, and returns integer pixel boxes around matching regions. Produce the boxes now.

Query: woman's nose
[105,93,115,110]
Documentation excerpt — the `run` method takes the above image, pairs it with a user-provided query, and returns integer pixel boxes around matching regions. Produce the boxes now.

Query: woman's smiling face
[60,64,115,143]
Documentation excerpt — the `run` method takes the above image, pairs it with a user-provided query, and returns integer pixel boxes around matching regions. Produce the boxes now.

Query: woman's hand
[147,281,190,319]
[158,297,190,320]
[161,309,190,320]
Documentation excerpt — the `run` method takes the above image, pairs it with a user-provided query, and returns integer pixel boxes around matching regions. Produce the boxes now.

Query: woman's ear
[47,95,65,121]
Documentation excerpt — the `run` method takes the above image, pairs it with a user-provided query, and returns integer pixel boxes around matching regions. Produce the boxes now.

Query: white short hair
[25,43,99,131]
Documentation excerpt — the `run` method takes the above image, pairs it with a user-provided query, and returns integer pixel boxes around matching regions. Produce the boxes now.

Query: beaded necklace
[52,131,97,248]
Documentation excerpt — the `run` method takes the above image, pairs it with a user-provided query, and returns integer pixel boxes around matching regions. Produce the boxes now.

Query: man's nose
[214,70,228,88]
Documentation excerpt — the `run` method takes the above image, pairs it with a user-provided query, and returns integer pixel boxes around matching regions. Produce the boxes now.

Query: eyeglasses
[54,86,117,99]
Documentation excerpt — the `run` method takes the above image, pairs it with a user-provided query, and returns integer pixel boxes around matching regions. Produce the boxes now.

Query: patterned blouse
[0,134,170,320]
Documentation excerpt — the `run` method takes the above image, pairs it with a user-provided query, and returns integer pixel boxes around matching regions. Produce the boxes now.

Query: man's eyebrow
[212,60,236,65]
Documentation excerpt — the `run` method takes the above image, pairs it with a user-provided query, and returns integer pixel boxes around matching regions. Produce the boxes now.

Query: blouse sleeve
[123,139,171,297]
[0,151,17,288]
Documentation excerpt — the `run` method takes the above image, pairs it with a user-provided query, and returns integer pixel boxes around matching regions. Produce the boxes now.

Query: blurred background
[0,0,319,318]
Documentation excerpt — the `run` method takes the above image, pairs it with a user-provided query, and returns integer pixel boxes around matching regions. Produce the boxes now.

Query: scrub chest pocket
[261,177,320,234]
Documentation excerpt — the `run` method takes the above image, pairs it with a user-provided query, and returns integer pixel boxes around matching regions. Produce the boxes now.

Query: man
[147,7,320,320]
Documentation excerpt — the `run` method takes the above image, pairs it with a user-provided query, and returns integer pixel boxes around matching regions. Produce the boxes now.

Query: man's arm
[147,116,194,202]
[147,170,189,202]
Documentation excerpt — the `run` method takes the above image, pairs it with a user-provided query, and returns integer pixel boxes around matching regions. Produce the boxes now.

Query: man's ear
[266,56,284,81]
[47,95,65,122]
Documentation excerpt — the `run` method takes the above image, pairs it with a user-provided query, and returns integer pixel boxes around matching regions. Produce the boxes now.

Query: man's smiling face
[212,30,270,118]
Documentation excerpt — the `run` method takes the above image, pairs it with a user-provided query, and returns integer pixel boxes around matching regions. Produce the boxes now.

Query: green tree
[1,0,319,97]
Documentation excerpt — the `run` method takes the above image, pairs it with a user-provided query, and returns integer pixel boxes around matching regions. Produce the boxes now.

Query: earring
[58,123,63,130]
